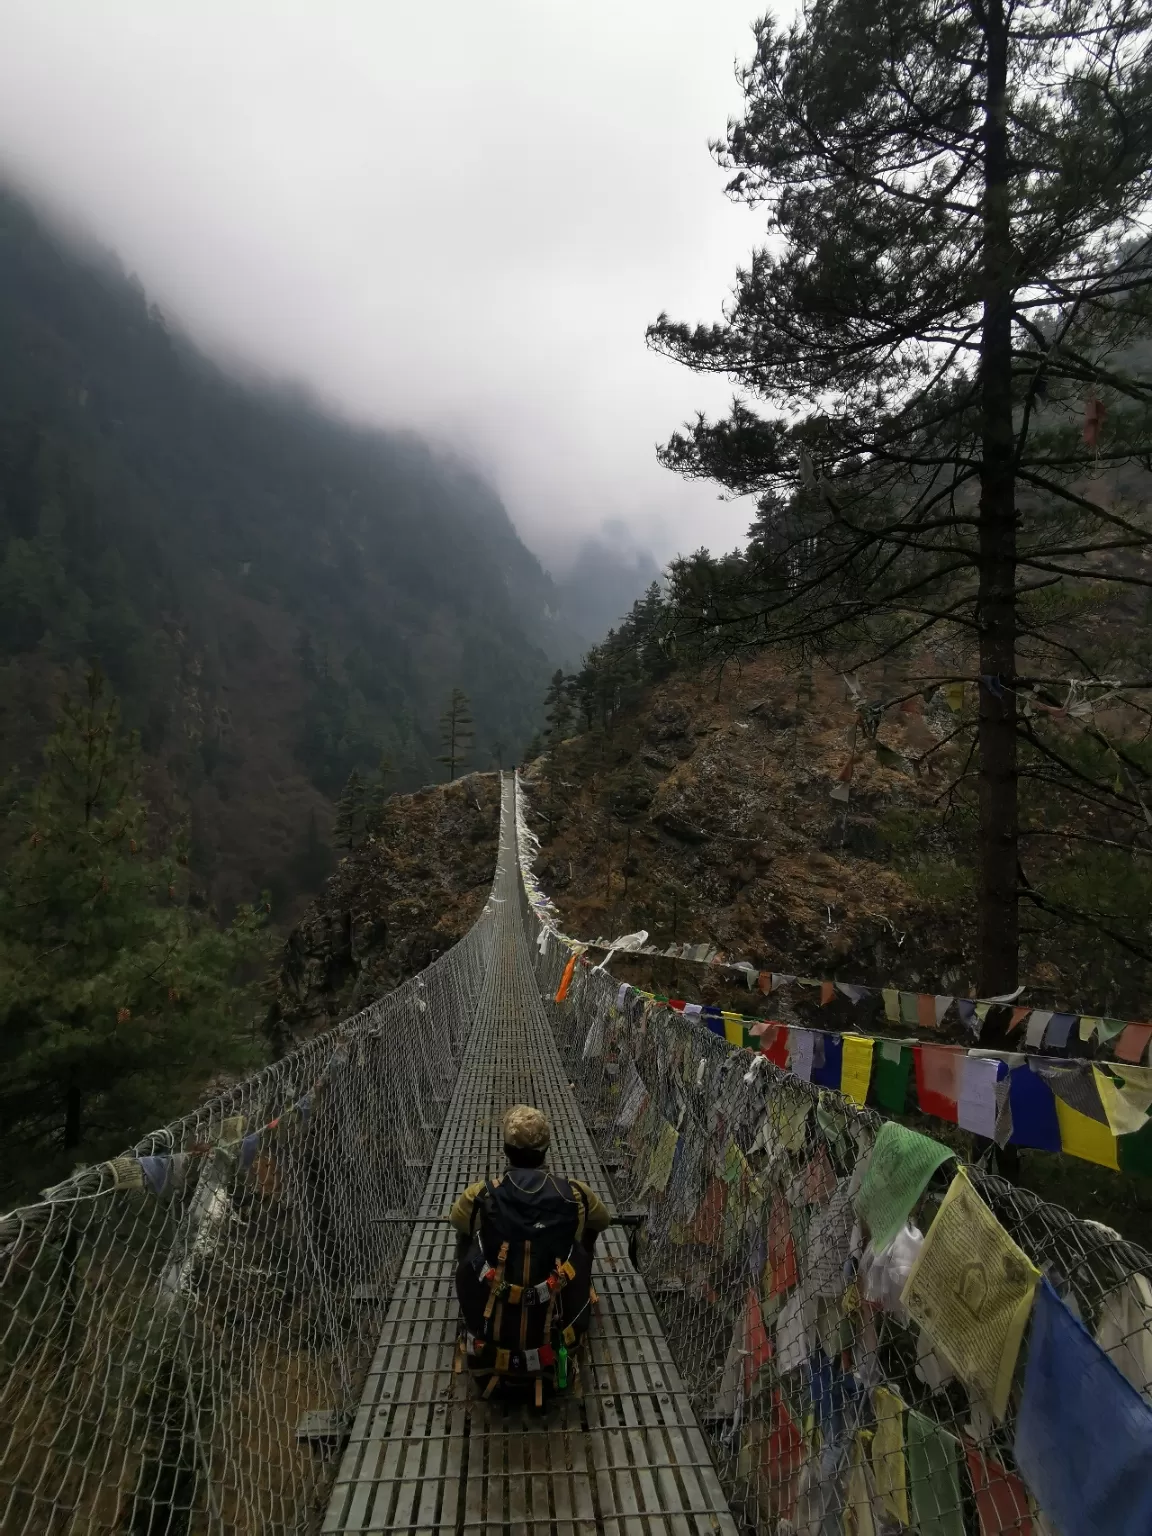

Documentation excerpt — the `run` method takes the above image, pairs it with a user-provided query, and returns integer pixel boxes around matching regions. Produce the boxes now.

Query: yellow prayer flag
[870,1387,910,1526]
[723,1012,745,1046]
[1094,1065,1152,1138]
[643,1121,680,1193]
[1080,1015,1103,1042]
[846,1432,877,1536]
[901,1170,1039,1420]
[943,681,965,711]
[841,1034,875,1106]
[1054,1095,1120,1170]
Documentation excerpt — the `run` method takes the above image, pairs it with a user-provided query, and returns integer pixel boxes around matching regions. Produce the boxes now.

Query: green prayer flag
[855,1121,954,1251]
[1118,1114,1152,1177]
[874,1044,912,1113]
[1098,1018,1127,1042]
[899,991,920,1026]
[906,1410,964,1536]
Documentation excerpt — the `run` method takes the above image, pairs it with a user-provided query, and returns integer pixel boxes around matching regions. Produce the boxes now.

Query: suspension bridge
[2,772,1150,1534]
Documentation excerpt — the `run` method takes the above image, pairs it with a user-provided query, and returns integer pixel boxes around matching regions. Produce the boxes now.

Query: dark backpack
[455,1171,594,1386]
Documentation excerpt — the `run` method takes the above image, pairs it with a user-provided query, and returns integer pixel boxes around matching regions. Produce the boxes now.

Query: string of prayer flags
[855,1122,954,1252]
[901,1169,1040,1420]
[1015,1279,1152,1536]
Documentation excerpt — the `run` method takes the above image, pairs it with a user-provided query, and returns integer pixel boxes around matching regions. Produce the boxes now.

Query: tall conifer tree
[649,0,1152,992]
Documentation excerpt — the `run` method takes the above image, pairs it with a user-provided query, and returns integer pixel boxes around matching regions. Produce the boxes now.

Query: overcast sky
[0,0,770,572]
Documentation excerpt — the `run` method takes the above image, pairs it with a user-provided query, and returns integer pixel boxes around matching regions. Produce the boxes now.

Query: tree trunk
[64,1081,84,1151]
[976,0,1019,996]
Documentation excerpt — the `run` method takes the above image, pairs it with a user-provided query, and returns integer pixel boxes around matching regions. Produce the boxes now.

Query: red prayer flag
[1008,1006,1030,1033]
[743,1287,773,1395]
[914,1044,962,1122]
[554,951,578,1003]
[687,1178,726,1245]
[761,1025,789,1069]
[964,1443,1033,1536]
[1114,1022,1152,1063]
[1083,394,1106,449]
[820,980,835,1005]
[916,993,938,1032]
[767,1198,797,1295]
[758,971,773,994]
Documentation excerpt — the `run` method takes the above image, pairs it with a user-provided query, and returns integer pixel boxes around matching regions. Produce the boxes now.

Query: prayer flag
[902,1170,1039,1420]
[1007,1065,1061,1152]
[722,1011,744,1047]
[873,1041,912,1113]
[840,1034,874,1106]
[760,1024,789,1069]
[1095,1065,1152,1137]
[1115,1022,1152,1063]
[882,987,900,1023]
[964,1445,1033,1536]
[1044,1012,1076,1050]
[899,991,920,1026]
[917,993,938,1032]
[811,1032,843,1089]
[957,1056,1001,1139]
[644,1121,680,1193]
[906,1410,964,1536]
[914,1045,963,1122]
[1015,1279,1152,1536]
[820,980,835,1005]
[1054,1093,1119,1169]
[789,1028,815,1081]
[554,951,578,1002]
[855,1121,953,1252]
[767,1197,798,1295]
[871,1387,910,1526]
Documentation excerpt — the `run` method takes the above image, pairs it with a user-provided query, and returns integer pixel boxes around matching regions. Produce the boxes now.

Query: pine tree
[437,688,474,781]
[649,0,1152,993]
[543,669,575,744]
[333,768,365,852]
[364,753,394,837]
[0,669,271,1199]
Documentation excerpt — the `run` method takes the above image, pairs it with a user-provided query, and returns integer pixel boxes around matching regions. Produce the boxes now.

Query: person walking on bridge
[450,1104,609,1399]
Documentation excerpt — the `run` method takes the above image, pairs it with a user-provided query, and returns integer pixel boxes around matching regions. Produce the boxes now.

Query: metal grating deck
[322,776,737,1536]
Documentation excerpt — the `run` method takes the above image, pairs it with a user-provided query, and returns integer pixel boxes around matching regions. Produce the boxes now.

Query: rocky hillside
[265,771,501,1047]
[521,654,962,1014]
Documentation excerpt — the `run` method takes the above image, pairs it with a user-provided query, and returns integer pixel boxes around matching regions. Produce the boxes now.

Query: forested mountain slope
[0,185,567,919]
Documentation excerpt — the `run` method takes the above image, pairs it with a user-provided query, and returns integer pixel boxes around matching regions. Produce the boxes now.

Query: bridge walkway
[322,775,737,1536]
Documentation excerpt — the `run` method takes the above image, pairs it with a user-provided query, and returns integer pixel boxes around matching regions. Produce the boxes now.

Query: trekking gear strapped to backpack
[454,1170,596,1400]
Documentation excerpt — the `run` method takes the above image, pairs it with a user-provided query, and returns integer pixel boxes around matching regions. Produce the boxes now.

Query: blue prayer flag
[810,1032,843,1089]
[1016,1279,1152,1536]
[1007,1065,1061,1152]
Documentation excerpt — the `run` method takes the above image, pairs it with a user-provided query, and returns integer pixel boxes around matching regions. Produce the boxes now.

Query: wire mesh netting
[516,791,1152,1535]
[0,902,495,1535]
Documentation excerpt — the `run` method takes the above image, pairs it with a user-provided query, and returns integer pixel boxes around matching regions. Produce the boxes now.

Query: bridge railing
[515,787,1152,1535]
[0,900,495,1536]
